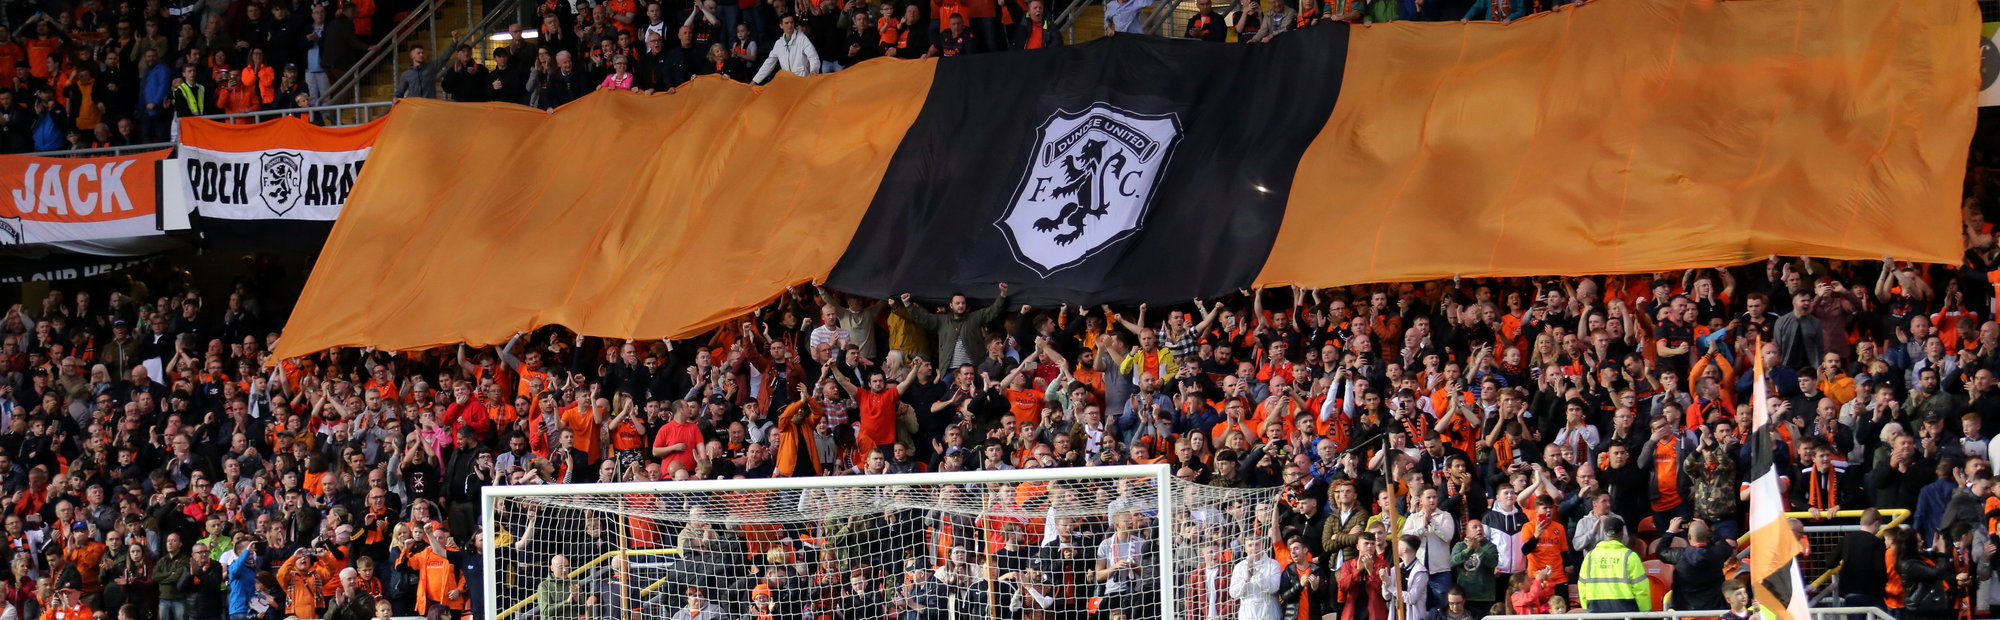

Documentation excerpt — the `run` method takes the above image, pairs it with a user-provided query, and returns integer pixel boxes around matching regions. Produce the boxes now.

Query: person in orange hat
[749,584,775,620]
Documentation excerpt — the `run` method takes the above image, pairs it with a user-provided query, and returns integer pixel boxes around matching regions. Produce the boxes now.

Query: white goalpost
[482,464,1279,620]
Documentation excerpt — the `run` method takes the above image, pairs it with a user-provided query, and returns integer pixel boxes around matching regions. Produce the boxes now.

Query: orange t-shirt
[606,0,640,34]
[25,37,60,78]
[1212,420,1258,445]
[856,387,901,448]
[1006,388,1044,427]
[560,405,603,462]
[1524,516,1568,585]
[1072,367,1105,401]
[609,418,647,452]
[1651,441,1683,511]
[877,16,900,45]
[1439,414,1477,457]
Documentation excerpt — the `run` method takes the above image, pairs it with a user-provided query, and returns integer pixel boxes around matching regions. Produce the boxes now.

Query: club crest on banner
[997,105,1182,277]
[0,216,20,246]
[259,151,305,217]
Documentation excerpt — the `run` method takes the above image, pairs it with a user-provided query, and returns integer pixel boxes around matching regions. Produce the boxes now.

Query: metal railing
[433,0,523,95]
[1054,0,1106,43]
[1490,607,1895,620]
[204,100,395,126]
[493,547,683,620]
[1142,0,1184,35]
[19,101,395,157]
[1055,0,1194,43]
[1723,509,1907,602]
[326,0,454,105]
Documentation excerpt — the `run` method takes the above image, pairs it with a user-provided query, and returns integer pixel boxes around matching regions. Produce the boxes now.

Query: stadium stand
[0,0,1992,619]
[7,247,2000,619]
[0,0,1565,154]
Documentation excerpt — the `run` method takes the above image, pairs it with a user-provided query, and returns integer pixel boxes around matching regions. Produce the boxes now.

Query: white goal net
[482,464,1281,620]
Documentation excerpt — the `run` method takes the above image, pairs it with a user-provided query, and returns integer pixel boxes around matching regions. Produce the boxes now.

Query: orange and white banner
[0,149,168,247]
[175,115,384,225]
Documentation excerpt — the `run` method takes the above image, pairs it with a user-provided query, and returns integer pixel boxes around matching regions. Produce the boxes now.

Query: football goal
[482,464,1279,620]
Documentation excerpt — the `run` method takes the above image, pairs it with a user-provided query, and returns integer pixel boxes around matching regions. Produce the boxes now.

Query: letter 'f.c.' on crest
[997,105,1183,277]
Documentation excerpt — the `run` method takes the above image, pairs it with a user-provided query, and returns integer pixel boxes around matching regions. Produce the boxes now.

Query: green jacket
[154,552,192,600]
[536,577,584,620]
[1577,540,1651,611]
[1449,540,1500,601]
[898,292,1007,369]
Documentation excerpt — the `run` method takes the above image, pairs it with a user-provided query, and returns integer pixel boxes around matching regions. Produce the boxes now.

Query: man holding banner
[1749,340,1813,620]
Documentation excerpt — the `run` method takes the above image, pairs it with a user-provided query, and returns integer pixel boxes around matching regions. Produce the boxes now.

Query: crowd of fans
[5,218,2000,620]
[0,0,421,153]
[410,0,1593,107]
[0,0,1591,153]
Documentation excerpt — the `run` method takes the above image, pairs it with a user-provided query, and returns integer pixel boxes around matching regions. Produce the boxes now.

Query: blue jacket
[1914,478,1956,540]
[228,550,259,614]
[449,546,484,615]
[140,63,172,118]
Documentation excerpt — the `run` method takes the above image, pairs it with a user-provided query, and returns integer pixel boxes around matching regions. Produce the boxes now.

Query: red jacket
[443,400,493,440]
[1337,552,1388,620]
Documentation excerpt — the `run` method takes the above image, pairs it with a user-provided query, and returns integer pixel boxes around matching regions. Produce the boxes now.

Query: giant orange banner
[1258,0,1974,286]
[271,0,1975,360]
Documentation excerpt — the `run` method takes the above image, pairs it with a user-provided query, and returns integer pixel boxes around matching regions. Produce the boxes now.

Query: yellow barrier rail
[1657,509,1905,608]
[1720,509,1909,590]
[493,548,683,620]
[1729,509,1909,545]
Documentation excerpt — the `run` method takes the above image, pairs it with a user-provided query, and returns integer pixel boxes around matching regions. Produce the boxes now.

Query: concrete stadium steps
[358,0,484,102]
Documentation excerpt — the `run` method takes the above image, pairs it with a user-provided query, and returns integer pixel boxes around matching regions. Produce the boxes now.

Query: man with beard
[895,284,1010,370]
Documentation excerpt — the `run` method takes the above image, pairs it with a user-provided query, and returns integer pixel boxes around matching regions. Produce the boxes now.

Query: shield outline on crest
[259,151,306,217]
[993,104,1184,278]
[0,216,21,246]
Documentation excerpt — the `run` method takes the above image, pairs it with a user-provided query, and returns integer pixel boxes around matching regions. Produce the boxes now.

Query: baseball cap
[70,521,88,531]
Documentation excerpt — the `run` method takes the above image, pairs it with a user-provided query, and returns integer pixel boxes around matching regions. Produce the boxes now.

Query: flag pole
[1747,336,1812,620]
[1379,433,1404,620]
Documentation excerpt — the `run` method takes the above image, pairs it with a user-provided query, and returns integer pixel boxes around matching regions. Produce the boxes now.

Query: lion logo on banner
[1034,139,1127,246]
[997,105,1182,278]
[259,151,305,217]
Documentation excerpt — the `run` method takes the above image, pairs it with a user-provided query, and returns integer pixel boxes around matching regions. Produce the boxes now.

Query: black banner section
[194,217,332,254]
[825,27,1349,306]
[0,251,161,283]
